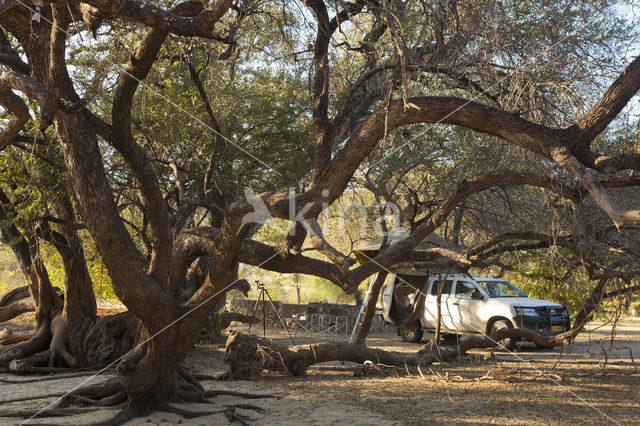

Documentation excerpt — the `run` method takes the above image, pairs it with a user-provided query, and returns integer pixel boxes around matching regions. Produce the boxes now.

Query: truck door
[450,280,485,333]
[423,278,455,330]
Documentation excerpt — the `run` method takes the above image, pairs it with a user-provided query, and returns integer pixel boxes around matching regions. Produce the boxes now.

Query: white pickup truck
[381,271,571,350]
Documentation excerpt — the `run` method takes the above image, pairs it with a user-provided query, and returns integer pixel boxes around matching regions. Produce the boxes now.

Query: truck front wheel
[489,319,517,351]
[399,321,424,343]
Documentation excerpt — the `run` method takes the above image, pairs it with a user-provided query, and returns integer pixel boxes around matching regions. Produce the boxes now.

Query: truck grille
[533,306,570,335]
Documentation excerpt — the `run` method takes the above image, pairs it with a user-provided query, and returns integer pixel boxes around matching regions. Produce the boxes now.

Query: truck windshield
[476,280,527,298]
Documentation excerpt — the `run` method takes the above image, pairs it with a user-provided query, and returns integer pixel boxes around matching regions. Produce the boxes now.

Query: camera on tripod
[247,280,295,345]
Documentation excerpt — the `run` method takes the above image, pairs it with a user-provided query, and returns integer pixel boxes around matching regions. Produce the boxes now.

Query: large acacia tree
[1,0,640,423]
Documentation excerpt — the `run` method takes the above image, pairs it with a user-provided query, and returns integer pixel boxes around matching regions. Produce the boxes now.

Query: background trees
[1,0,640,422]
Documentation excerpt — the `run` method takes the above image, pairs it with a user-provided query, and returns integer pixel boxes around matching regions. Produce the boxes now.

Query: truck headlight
[515,306,538,316]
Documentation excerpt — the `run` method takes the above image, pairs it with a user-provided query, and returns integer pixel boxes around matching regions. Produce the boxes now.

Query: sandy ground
[0,319,639,425]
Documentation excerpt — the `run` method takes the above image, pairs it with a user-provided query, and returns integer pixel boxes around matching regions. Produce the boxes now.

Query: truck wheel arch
[485,316,514,336]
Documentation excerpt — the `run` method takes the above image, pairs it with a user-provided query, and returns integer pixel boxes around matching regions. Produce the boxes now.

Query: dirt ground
[0,318,639,425]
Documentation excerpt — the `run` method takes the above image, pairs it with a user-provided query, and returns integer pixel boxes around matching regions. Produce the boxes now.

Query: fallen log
[223,331,435,378]
[0,286,34,322]
[223,327,570,378]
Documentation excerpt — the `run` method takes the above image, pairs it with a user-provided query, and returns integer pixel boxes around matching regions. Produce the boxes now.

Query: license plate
[552,325,563,332]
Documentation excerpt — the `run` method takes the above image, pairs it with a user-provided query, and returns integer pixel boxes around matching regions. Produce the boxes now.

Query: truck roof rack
[433,274,498,279]
[393,268,500,280]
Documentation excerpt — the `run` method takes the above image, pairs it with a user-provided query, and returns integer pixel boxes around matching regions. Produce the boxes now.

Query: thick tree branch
[110,2,208,282]
[354,271,387,345]
[261,54,640,231]
[602,284,640,299]
[0,84,30,151]
[306,0,366,180]
[171,226,350,292]
[593,154,640,174]
[261,97,565,224]
[0,29,29,74]
[348,170,586,283]
[80,0,233,38]
[0,188,34,280]
[575,55,640,145]
[468,232,572,258]
[0,71,47,102]
[552,146,640,229]
[307,219,353,275]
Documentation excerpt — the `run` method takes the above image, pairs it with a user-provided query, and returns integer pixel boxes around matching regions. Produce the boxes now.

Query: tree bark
[354,272,387,345]
[0,286,34,322]
[224,327,570,379]
[0,237,58,366]
[224,331,434,378]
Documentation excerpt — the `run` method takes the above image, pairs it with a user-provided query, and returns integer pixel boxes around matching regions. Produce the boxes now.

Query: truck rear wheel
[399,321,423,343]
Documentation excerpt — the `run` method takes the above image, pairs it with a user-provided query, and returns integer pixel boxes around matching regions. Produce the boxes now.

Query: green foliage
[39,234,118,301]
[79,234,118,301]
[241,265,354,305]
[0,246,24,293]
[300,278,354,305]
[507,251,594,315]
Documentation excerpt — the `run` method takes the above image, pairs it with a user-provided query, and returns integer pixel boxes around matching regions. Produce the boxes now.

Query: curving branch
[0,71,47,151]
[260,48,640,232]
[171,226,351,293]
[305,0,367,179]
[109,1,209,282]
[0,29,29,74]
[592,154,640,174]
[552,146,640,229]
[602,284,640,299]
[574,55,640,145]
[79,0,233,38]
[468,232,573,258]
[0,189,34,282]
[348,170,589,283]
[260,96,567,225]
[0,85,30,152]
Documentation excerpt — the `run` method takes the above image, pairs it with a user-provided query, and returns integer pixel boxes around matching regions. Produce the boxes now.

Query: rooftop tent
[352,228,447,265]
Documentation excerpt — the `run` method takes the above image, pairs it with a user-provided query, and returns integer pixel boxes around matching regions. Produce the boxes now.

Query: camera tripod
[248,281,296,345]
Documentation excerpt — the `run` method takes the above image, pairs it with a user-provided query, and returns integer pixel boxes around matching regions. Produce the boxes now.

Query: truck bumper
[513,306,571,336]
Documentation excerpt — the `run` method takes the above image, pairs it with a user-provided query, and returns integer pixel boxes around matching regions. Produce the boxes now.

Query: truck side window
[455,281,478,299]
[430,280,453,296]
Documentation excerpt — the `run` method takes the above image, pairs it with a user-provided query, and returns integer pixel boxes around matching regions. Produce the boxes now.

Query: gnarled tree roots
[0,366,277,425]
[0,311,138,373]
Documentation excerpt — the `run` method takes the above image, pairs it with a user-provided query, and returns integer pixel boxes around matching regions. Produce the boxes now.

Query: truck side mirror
[471,290,483,300]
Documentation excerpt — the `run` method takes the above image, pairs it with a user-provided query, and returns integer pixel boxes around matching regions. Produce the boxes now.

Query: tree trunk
[49,84,191,410]
[0,190,62,367]
[354,272,387,345]
[434,279,444,343]
[43,196,98,367]
[0,238,59,366]
[116,327,185,412]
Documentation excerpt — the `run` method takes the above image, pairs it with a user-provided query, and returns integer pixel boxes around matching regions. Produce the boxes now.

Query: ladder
[348,273,378,343]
